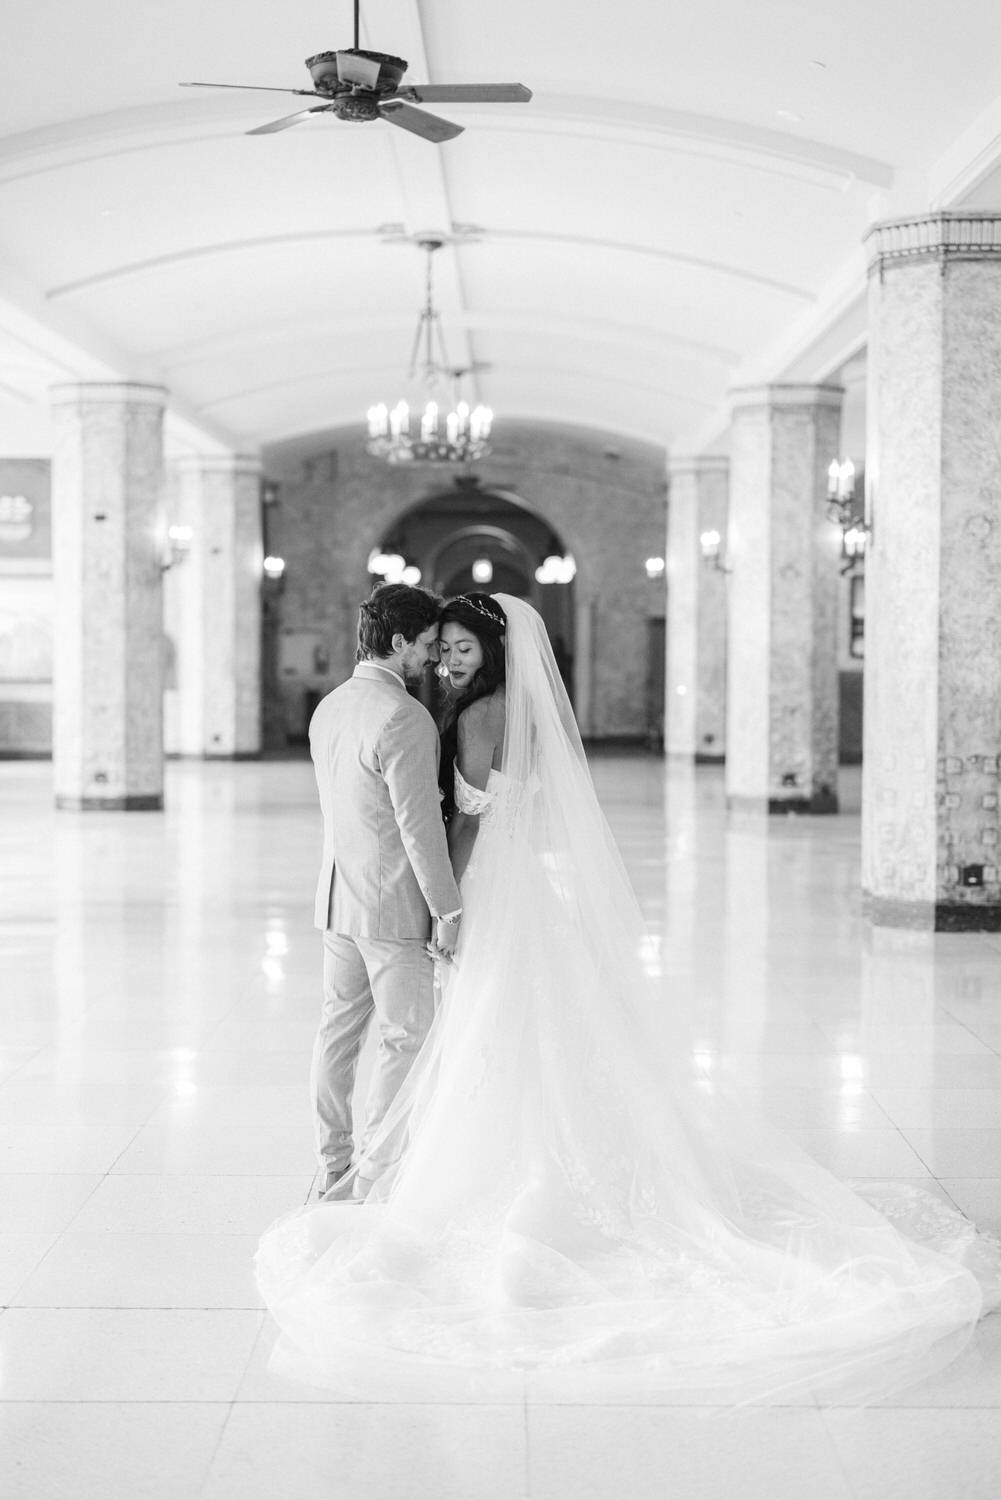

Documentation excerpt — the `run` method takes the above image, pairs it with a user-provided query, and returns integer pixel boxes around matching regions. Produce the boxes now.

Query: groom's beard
[402,662,429,687]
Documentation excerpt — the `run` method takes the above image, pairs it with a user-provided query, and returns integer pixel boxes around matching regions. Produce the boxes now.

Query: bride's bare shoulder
[458,689,506,745]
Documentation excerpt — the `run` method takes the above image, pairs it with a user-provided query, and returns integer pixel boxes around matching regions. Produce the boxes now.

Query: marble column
[50,383,167,810]
[666,457,729,761]
[167,457,262,758]
[726,384,844,813]
[862,212,1001,931]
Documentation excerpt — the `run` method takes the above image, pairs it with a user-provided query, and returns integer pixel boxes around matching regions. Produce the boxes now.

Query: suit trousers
[311,931,435,1175]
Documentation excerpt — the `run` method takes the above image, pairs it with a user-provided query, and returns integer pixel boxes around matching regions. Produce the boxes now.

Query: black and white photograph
[1,2,1001,1497]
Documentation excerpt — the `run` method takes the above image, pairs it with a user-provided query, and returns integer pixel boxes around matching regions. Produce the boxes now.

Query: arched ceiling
[1,0,1000,459]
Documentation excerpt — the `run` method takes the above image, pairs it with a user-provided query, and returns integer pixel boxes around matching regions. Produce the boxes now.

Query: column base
[864,894,1001,932]
[55,794,163,811]
[727,792,840,815]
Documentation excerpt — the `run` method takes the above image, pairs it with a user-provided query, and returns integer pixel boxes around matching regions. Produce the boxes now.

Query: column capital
[728,382,844,415]
[863,211,1001,276]
[667,454,730,482]
[50,382,168,409]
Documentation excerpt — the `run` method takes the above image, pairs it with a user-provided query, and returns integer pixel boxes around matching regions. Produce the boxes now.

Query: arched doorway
[370,479,576,704]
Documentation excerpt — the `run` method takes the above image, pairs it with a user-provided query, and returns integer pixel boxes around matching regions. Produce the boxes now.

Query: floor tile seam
[0,1397,241,1406]
[815,1406,870,1499]
[56,1165,113,1234]
[226,1397,529,1407]
[859,1089,898,1130]
[0,1048,46,1087]
[940,1013,1001,1057]
[231,1313,279,1404]
[0,1227,64,1309]
[10,1301,267,1312]
[520,1398,827,1409]
[196,1396,239,1499]
[876,1117,939,1179]
[868,1401,1001,1411]
[34,1228,271,1238]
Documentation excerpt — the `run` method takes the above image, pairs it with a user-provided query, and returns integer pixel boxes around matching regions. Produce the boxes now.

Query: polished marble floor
[1,754,1000,1499]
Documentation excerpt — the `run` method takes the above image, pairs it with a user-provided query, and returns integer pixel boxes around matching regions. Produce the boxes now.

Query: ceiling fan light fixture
[183,0,531,143]
[305,48,409,95]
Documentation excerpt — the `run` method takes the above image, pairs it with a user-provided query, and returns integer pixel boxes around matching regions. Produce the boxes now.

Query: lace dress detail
[454,764,538,839]
[453,764,501,820]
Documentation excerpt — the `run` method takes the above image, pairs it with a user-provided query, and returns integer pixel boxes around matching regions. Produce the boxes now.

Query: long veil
[256,595,998,1403]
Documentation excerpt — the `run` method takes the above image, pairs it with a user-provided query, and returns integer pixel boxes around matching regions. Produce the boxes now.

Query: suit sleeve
[379,701,462,920]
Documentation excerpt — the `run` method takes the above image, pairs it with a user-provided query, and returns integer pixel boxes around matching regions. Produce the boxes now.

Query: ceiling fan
[180,0,532,144]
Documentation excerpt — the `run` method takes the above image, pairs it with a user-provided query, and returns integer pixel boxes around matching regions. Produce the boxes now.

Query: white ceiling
[1,0,1000,459]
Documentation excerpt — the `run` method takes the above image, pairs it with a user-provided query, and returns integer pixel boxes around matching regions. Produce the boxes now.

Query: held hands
[431,913,461,965]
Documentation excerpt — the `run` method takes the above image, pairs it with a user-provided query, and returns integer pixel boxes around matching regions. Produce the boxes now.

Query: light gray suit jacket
[309,662,461,938]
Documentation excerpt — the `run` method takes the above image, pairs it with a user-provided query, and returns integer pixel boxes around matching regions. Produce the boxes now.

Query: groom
[309,581,462,1198]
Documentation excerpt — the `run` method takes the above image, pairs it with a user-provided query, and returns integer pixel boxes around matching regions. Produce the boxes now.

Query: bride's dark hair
[437,592,507,821]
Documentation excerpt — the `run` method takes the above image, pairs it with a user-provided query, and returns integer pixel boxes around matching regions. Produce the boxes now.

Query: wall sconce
[161,523,193,572]
[645,556,665,580]
[826,458,870,574]
[842,524,868,566]
[262,554,286,584]
[699,529,731,574]
[471,558,493,585]
[535,554,577,585]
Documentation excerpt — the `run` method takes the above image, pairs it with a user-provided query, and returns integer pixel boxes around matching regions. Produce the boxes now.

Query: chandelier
[365,237,492,465]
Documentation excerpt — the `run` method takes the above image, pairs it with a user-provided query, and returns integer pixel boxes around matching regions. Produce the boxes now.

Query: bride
[256,592,999,1403]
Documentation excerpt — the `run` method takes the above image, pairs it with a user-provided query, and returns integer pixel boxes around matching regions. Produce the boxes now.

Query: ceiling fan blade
[180,81,322,97]
[379,100,463,143]
[336,51,383,89]
[246,106,334,136]
[393,83,532,104]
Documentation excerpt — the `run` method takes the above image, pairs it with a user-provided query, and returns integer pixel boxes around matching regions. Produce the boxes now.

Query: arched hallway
[1,752,999,1498]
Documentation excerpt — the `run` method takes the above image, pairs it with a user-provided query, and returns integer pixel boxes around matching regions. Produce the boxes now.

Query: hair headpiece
[450,595,505,630]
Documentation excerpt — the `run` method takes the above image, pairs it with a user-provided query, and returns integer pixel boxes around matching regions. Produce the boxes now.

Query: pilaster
[167,456,263,758]
[666,456,729,760]
[50,383,167,810]
[726,384,844,813]
[862,211,1001,929]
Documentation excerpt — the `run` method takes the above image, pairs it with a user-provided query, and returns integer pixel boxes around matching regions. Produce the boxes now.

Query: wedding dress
[256,595,1000,1403]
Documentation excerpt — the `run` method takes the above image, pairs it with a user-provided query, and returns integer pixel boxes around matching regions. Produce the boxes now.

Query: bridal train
[256,596,1000,1404]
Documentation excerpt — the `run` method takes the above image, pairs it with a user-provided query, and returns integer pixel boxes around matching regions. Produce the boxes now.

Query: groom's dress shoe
[318,1166,351,1199]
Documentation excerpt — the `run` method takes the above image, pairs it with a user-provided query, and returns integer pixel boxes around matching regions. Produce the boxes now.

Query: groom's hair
[356,582,443,660]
